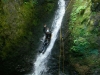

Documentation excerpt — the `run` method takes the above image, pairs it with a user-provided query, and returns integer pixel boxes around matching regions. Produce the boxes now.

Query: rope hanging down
[59,27,65,75]
[58,0,73,74]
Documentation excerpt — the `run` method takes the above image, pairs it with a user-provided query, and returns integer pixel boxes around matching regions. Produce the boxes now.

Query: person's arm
[43,25,46,34]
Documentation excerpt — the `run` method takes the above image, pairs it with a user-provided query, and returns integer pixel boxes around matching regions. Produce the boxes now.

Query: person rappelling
[45,27,52,43]
[43,25,52,43]
[39,25,52,53]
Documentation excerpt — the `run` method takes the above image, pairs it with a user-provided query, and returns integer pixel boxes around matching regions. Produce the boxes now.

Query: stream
[28,0,66,75]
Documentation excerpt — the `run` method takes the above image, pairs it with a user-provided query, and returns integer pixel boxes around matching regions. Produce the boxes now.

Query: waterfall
[32,0,66,75]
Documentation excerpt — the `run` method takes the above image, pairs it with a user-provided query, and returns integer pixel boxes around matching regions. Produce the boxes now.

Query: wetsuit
[45,32,52,42]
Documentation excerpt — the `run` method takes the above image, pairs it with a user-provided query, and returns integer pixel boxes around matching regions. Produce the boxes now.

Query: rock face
[91,0,100,12]
[65,0,100,75]
[0,0,58,75]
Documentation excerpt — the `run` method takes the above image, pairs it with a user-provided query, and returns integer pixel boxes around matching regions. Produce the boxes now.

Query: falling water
[32,0,66,75]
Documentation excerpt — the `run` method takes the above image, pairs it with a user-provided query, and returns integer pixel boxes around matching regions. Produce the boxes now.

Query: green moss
[0,0,58,74]
[0,0,57,60]
[68,0,100,74]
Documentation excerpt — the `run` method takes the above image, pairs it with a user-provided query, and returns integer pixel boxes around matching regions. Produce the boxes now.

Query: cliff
[67,0,100,74]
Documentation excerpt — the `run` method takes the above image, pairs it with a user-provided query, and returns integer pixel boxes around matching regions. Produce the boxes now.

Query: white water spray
[32,0,65,75]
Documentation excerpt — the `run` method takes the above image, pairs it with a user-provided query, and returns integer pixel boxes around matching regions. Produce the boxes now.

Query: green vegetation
[0,0,58,74]
[0,0,57,59]
[68,0,100,74]
[0,0,35,60]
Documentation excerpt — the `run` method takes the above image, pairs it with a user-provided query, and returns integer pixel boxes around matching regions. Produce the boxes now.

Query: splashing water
[32,0,65,75]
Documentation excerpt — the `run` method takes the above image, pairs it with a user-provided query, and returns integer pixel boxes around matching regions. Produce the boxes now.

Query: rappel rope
[59,28,62,75]
[58,0,73,74]
[58,0,91,74]
[59,27,65,75]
